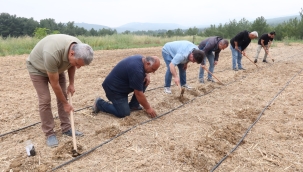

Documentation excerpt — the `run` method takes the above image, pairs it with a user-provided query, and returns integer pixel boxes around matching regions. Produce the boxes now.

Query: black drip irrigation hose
[0,76,196,138]
[1,52,301,170]
[1,52,299,139]
[52,83,217,171]
[0,106,92,138]
[51,53,302,171]
[210,67,303,172]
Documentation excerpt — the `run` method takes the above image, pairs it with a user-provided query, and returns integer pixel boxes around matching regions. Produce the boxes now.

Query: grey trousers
[29,73,70,137]
[254,45,268,60]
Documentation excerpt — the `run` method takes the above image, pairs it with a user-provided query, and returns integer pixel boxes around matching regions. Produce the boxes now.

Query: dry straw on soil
[1,43,303,171]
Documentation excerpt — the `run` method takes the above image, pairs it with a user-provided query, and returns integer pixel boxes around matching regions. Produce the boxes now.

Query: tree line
[158,8,303,41]
[1,8,302,41]
[0,13,117,38]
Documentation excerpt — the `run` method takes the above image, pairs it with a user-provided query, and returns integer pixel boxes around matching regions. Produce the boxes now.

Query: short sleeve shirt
[102,55,145,96]
[230,30,251,50]
[26,34,82,77]
[162,40,198,65]
[258,33,274,45]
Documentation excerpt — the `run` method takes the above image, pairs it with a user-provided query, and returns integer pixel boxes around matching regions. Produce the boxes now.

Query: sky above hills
[1,0,302,28]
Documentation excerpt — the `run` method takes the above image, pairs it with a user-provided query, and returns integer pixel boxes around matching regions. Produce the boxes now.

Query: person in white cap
[229,30,258,71]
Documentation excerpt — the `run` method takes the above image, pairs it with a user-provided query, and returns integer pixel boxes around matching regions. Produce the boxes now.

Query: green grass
[1,34,302,57]
[280,36,303,46]
[0,36,39,56]
[0,34,206,57]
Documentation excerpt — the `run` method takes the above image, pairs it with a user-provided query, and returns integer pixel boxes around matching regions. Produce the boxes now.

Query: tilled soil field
[0,42,303,172]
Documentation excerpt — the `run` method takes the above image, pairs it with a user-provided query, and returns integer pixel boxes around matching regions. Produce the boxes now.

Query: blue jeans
[162,50,186,87]
[230,46,242,69]
[199,51,214,80]
[96,84,146,118]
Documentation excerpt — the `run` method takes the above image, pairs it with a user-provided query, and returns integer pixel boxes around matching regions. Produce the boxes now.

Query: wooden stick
[267,53,275,62]
[237,49,259,68]
[68,93,77,151]
[243,54,259,67]
[179,85,185,97]
[203,67,224,85]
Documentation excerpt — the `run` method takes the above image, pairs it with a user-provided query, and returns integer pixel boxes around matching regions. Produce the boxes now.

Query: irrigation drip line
[0,77,197,138]
[210,67,303,172]
[1,52,299,138]
[51,53,303,171]
[52,82,217,171]
[0,71,227,138]
[1,51,302,170]
[0,106,91,138]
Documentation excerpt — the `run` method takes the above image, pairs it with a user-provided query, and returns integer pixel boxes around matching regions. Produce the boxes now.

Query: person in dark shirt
[198,37,229,83]
[92,55,160,118]
[230,30,258,71]
[254,31,276,63]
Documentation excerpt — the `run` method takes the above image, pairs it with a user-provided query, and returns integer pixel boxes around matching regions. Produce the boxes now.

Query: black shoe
[263,60,268,63]
[233,68,238,71]
[238,68,246,70]
[130,105,143,111]
[254,59,257,63]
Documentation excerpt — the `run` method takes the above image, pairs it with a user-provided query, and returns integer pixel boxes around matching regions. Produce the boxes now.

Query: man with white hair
[230,30,258,71]
[27,34,94,147]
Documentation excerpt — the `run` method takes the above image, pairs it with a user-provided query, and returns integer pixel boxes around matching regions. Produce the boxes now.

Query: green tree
[122,30,130,34]
[34,27,49,39]
[89,28,98,36]
[251,16,269,35]
[166,30,174,37]
[75,27,87,36]
[65,21,76,36]
[40,18,58,33]
[224,19,238,38]
[174,28,184,36]
[297,8,303,39]
[186,27,199,35]
[23,17,39,36]
[237,18,251,32]
[0,13,16,37]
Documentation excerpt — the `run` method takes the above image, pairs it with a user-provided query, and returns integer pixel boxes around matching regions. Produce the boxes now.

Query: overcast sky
[1,0,301,28]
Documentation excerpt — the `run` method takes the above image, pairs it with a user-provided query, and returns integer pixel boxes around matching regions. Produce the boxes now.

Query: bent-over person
[92,55,160,118]
[26,34,94,147]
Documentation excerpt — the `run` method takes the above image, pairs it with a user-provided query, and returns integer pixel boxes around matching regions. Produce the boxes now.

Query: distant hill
[115,22,187,33]
[74,22,111,30]
[74,15,301,33]
[266,15,300,25]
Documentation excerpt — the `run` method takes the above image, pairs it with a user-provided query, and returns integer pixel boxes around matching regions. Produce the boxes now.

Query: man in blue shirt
[198,37,229,83]
[92,55,160,118]
[162,40,205,94]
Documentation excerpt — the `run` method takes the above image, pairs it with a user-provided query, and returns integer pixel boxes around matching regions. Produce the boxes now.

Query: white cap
[251,31,258,37]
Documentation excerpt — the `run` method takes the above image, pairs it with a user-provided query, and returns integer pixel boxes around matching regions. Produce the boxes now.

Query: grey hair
[146,56,155,66]
[72,43,94,65]
[219,39,229,46]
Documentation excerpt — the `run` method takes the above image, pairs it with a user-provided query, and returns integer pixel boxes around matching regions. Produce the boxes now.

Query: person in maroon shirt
[254,31,276,63]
